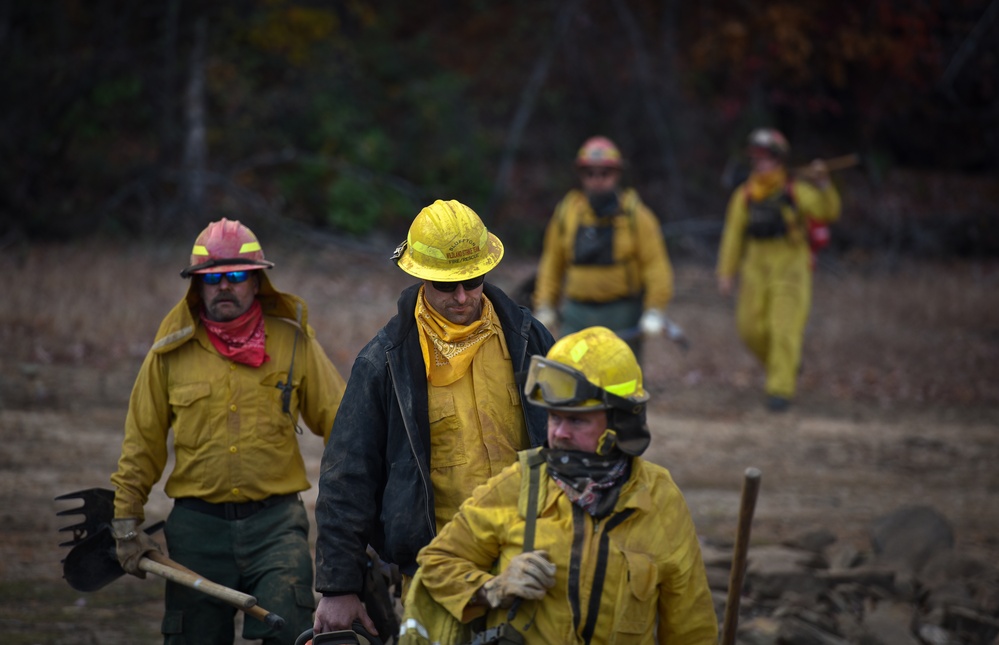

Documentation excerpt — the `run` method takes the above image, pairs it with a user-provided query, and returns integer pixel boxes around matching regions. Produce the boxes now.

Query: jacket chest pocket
[169,382,212,448]
[614,549,658,638]
[428,390,467,469]
[257,370,299,443]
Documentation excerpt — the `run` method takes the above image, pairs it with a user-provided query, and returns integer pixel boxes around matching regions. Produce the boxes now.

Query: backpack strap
[784,180,812,239]
[554,192,577,240]
[507,448,546,622]
[525,456,543,551]
[517,448,546,546]
[620,190,642,297]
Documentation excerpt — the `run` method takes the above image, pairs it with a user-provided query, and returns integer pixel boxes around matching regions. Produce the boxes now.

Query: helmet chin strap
[595,429,620,456]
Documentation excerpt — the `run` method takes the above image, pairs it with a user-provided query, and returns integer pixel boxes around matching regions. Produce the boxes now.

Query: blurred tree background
[2,0,997,257]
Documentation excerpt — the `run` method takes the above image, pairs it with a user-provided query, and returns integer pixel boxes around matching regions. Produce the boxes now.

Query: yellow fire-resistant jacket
[415,449,718,645]
[533,188,674,310]
[716,178,841,279]
[112,272,346,521]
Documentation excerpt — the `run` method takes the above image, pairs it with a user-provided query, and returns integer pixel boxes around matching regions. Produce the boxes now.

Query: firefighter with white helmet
[403,326,718,644]
[313,200,555,637]
[110,218,347,643]
[532,136,675,364]
[717,128,841,411]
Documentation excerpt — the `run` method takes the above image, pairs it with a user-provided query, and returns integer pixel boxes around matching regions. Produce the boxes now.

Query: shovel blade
[62,526,126,592]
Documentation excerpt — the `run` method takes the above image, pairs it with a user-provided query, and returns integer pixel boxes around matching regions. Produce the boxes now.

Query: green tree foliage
[684,0,998,167]
[1,0,996,248]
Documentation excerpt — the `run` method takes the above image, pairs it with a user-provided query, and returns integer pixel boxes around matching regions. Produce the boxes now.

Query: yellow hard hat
[392,199,504,281]
[525,326,650,455]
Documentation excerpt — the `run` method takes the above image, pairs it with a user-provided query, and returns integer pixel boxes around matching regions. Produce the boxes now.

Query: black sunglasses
[430,275,486,293]
[201,271,252,285]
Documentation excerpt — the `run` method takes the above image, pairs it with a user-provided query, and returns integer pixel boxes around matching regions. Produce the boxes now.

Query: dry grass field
[1,239,997,643]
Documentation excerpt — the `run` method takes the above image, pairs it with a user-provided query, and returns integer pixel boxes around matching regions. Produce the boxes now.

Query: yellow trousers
[736,245,811,398]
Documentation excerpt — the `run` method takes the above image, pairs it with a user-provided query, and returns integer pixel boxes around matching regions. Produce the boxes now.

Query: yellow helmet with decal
[391,199,504,282]
[525,326,650,455]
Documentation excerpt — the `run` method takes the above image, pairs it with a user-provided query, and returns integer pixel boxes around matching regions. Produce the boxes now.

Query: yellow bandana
[746,167,788,202]
[416,287,498,386]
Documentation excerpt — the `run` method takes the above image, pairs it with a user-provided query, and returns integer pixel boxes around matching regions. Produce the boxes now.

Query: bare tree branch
[610,0,688,219]
[179,16,208,221]
[484,0,581,222]
[940,0,999,102]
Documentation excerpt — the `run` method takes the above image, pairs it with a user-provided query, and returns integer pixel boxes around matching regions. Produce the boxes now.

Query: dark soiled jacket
[314,282,555,595]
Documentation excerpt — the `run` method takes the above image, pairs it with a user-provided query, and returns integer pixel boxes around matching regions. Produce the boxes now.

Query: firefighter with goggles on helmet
[400,326,717,645]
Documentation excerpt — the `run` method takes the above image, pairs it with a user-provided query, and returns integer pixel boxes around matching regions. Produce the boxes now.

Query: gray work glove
[533,306,558,331]
[482,550,556,609]
[111,517,162,578]
[639,309,666,337]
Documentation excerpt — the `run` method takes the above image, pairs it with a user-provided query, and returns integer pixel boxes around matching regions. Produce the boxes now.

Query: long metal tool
[720,467,762,645]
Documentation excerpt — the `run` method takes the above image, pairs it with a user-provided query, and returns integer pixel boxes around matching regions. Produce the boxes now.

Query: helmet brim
[394,232,504,282]
[575,159,623,170]
[181,259,274,278]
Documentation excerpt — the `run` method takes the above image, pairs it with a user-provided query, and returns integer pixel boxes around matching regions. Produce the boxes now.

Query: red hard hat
[180,218,275,278]
[575,136,623,169]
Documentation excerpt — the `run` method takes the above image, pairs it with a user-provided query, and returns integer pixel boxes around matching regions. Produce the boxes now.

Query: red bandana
[200,300,270,367]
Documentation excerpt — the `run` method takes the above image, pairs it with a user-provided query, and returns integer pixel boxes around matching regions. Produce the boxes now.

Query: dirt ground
[1,241,998,644]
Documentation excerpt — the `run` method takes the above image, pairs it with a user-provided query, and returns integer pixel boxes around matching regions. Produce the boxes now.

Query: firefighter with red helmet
[532,136,674,363]
[110,218,347,643]
[716,128,841,412]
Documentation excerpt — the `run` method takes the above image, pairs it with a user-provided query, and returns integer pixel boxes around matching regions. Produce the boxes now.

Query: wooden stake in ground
[721,467,762,645]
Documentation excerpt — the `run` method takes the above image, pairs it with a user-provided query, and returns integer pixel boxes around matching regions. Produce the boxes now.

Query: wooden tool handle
[245,605,286,629]
[794,153,861,174]
[140,552,257,609]
[720,467,762,645]
[140,551,285,627]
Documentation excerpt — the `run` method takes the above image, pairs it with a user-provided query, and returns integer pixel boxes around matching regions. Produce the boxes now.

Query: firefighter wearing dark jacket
[532,136,674,362]
[313,199,555,637]
[717,128,841,412]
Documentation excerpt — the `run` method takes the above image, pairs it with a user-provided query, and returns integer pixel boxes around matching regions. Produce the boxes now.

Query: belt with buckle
[175,493,298,521]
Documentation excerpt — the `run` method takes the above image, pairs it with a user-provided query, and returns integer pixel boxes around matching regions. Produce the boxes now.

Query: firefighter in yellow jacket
[533,136,674,362]
[110,218,347,644]
[402,326,717,645]
[717,128,841,412]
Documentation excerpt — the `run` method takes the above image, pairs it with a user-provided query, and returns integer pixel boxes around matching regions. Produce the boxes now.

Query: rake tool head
[54,488,115,548]
[55,487,165,591]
